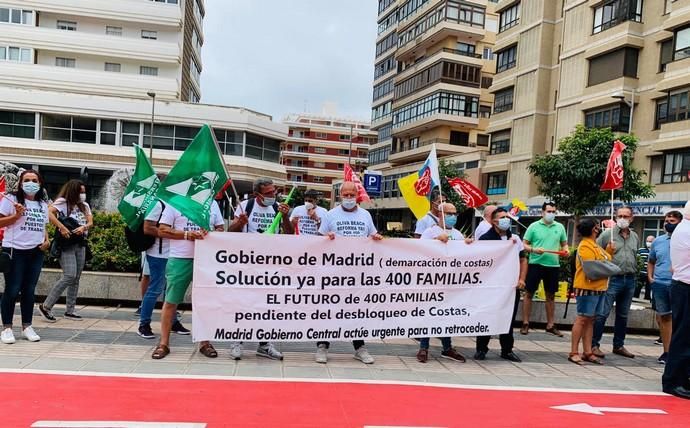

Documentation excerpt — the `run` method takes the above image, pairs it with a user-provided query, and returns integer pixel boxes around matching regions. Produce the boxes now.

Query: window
[378,9,398,34]
[104,62,121,72]
[140,66,158,76]
[483,47,494,60]
[392,91,479,129]
[499,2,520,32]
[374,55,396,79]
[457,42,476,56]
[394,61,481,99]
[190,58,201,85]
[490,131,510,154]
[55,57,75,68]
[674,26,690,61]
[368,145,391,165]
[593,0,642,34]
[398,0,430,22]
[398,1,486,48]
[662,151,690,183]
[99,120,116,145]
[314,147,327,154]
[0,110,35,139]
[41,114,97,144]
[371,101,392,122]
[143,124,201,152]
[375,32,398,57]
[313,161,325,168]
[338,149,350,156]
[587,48,638,86]
[373,77,394,101]
[643,219,664,238]
[477,134,489,147]
[481,76,493,89]
[314,132,327,139]
[584,104,631,132]
[493,87,514,113]
[487,172,508,195]
[121,121,141,146]
[664,0,673,15]
[339,135,351,141]
[214,129,244,156]
[313,176,325,183]
[0,8,33,25]
[106,26,122,36]
[378,0,395,15]
[496,45,517,73]
[479,104,492,118]
[378,124,392,142]
[0,46,32,63]
[141,30,158,40]
[57,20,77,31]
[246,133,281,162]
[656,88,690,127]
[660,39,674,72]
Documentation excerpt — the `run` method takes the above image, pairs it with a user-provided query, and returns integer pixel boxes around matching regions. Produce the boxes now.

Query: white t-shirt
[420,225,464,241]
[144,201,170,259]
[234,199,277,233]
[290,204,328,236]
[474,220,492,240]
[318,205,377,238]
[670,218,690,283]
[414,212,439,235]
[52,197,91,234]
[0,194,49,249]
[159,201,224,259]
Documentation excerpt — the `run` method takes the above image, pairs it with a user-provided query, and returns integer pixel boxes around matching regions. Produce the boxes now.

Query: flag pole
[610,189,614,224]
[208,124,241,209]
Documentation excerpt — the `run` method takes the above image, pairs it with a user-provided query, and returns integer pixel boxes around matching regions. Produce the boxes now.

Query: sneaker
[416,348,428,363]
[658,352,668,365]
[354,346,375,364]
[171,320,190,335]
[38,304,57,323]
[64,312,83,321]
[256,343,283,360]
[441,348,466,363]
[654,337,663,346]
[137,323,155,339]
[1,328,15,344]
[315,344,328,364]
[22,326,40,342]
[473,350,487,361]
[230,342,242,360]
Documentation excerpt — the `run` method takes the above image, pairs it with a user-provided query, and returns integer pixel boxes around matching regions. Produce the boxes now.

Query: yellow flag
[398,172,430,220]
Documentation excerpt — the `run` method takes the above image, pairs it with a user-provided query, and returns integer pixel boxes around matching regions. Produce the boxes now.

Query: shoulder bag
[577,247,621,281]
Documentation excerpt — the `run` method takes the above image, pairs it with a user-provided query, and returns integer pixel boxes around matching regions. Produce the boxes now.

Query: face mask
[543,213,556,223]
[261,197,276,206]
[22,182,40,196]
[79,193,87,203]
[645,242,652,248]
[444,215,457,229]
[616,218,630,229]
[341,198,357,210]
[498,218,511,231]
[305,202,315,211]
[594,228,602,238]
[664,223,677,234]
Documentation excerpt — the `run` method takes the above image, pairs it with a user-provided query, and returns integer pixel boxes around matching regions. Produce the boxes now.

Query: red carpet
[3,372,688,427]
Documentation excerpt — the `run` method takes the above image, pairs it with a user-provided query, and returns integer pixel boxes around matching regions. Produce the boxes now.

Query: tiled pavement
[0,305,667,392]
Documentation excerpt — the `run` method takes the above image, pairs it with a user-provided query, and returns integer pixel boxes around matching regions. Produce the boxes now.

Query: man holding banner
[290,189,327,236]
[316,181,382,364]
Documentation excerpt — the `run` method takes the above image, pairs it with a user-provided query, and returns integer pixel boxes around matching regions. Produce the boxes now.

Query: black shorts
[525,264,560,295]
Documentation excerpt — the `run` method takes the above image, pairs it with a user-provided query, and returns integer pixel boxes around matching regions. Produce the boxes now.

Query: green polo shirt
[523,219,567,267]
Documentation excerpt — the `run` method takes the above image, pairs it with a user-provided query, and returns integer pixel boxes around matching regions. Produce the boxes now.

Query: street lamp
[147,91,156,160]
[612,89,634,134]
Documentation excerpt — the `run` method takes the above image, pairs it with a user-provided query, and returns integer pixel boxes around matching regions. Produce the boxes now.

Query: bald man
[474,205,497,240]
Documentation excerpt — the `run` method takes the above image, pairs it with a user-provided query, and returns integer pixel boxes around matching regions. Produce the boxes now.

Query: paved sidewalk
[0,304,666,392]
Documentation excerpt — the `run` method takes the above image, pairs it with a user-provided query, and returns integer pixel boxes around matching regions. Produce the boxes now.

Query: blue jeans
[593,274,635,349]
[419,337,452,350]
[139,255,177,326]
[1,247,44,326]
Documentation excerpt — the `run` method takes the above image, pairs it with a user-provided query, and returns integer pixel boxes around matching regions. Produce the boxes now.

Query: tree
[438,159,475,233]
[528,125,654,218]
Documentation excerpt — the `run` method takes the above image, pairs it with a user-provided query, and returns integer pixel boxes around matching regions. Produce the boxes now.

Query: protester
[636,235,655,300]
[521,202,569,336]
[39,180,93,321]
[649,210,683,365]
[134,253,150,317]
[475,207,527,362]
[137,198,190,339]
[592,206,639,359]
[662,201,690,399]
[413,190,445,238]
[416,202,471,363]
[151,200,225,360]
[474,205,497,240]
[568,219,608,365]
[316,181,382,364]
[228,177,290,360]
[290,189,327,236]
[0,170,50,344]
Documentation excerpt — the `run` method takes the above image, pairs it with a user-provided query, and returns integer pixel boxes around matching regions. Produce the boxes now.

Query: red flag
[446,177,488,209]
[343,164,370,203]
[601,140,626,191]
[214,178,233,200]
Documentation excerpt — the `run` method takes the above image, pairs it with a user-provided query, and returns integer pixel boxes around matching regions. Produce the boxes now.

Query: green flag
[157,124,229,228]
[117,144,160,229]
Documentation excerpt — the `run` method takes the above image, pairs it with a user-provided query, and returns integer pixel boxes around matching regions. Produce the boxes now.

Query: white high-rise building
[0,0,287,205]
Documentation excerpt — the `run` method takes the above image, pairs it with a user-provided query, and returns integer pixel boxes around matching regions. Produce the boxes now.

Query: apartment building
[0,0,288,206]
[488,0,689,235]
[368,0,499,230]
[282,114,376,202]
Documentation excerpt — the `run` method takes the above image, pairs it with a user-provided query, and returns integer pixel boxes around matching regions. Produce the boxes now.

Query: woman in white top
[0,170,50,344]
[39,180,93,322]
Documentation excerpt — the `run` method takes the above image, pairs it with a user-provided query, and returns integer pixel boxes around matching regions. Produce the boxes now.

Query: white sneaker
[22,326,40,342]
[315,344,328,364]
[256,343,283,360]
[1,328,15,344]
[230,342,242,360]
[354,346,374,364]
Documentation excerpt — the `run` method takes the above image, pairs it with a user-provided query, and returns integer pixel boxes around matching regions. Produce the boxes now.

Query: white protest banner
[192,233,519,342]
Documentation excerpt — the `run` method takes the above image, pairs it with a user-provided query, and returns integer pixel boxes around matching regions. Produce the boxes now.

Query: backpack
[124,201,164,253]
[243,198,279,233]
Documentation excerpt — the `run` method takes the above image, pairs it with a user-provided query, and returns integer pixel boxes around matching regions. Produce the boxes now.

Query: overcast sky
[201,0,377,122]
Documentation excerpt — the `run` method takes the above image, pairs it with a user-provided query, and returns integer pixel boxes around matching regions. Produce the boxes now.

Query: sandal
[199,343,218,358]
[582,353,604,365]
[545,325,564,337]
[151,344,170,360]
[568,352,583,365]
[520,323,529,335]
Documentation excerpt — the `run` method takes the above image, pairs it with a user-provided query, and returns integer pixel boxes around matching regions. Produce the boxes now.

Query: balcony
[396,18,485,63]
[21,0,181,26]
[388,138,478,164]
[656,57,690,93]
[395,48,483,81]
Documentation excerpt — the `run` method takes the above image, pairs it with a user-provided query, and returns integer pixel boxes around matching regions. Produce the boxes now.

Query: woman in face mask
[40,180,93,322]
[0,170,50,344]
